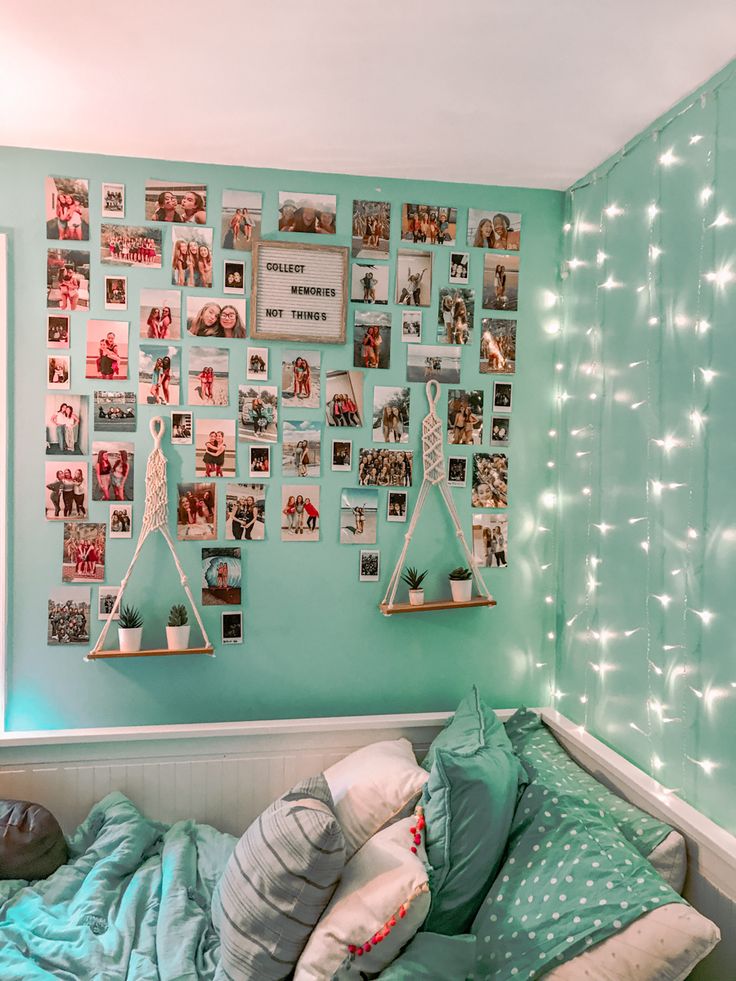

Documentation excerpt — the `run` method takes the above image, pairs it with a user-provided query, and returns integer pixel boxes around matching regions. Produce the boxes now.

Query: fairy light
[654,434,679,452]
[548,428,557,437]
[653,593,672,609]
[704,268,734,287]
[651,753,664,770]
[699,367,716,384]
[630,400,646,409]
[648,316,659,325]
[647,203,659,220]
[649,245,662,260]
[687,757,718,776]
[687,527,699,539]
[563,222,572,232]
[545,595,554,604]
[600,275,620,290]
[651,480,664,496]
[659,148,677,167]
[692,609,714,625]
[604,204,624,218]
[596,249,607,266]
[545,320,561,335]
[689,410,704,429]
[700,186,713,203]
[694,319,710,333]
[567,257,585,269]
[689,134,704,144]
[710,211,731,227]
[640,541,649,553]
[593,522,613,534]
[628,516,646,524]
[541,491,557,509]
[582,486,591,496]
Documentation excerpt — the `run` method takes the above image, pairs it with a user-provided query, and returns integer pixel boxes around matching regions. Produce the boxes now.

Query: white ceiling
[2,2,735,190]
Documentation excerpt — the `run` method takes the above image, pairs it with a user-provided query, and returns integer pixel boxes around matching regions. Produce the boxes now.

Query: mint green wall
[1,146,561,729]
[557,62,736,833]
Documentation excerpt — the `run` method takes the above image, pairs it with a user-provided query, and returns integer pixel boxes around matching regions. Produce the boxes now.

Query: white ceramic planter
[408,589,425,606]
[449,578,473,602]
[166,624,190,651]
[118,626,143,653]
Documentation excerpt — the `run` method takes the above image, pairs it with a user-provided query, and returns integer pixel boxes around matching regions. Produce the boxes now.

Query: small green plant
[167,604,189,627]
[448,567,472,581]
[119,604,143,629]
[400,566,428,591]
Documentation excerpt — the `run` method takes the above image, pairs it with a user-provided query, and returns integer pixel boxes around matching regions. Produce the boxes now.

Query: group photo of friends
[278,193,336,234]
[109,505,132,538]
[280,485,320,540]
[47,314,70,347]
[351,200,390,259]
[47,588,91,644]
[358,448,413,487]
[45,394,88,456]
[325,369,364,427]
[176,483,217,540]
[94,391,136,433]
[400,204,457,245]
[101,225,162,268]
[472,452,509,508]
[104,276,127,310]
[171,228,214,287]
[44,463,89,520]
[62,522,106,583]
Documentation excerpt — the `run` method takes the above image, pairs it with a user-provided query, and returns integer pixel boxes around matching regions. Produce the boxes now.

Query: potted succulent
[401,566,429,606]
[448,567,473,603]
[166,604,190,651]
[118,604,144,653]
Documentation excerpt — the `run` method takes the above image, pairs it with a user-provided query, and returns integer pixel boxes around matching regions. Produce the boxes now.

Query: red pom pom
[390,917,397,927]
[363,943,372,954]
[356,948,363,956]
[348,945,357,954]
[414,834,421,844]
[418,817,425,830]
[411,845,417,854]
[375,933,383,943]
[410,826,417,834]
[399,908,407,919]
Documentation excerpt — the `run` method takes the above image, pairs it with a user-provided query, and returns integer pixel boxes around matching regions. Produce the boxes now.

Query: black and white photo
[222,610,243,644]
[491,415,510,445]
[449,251,469,284]
[401,310,422,343]
[493,380,513,411]
[224,260,246,295]
[447,456,468,487]
[331,439,352,471]
[387,490,408,522]
[359,550,380,582]
[102,183,125,218]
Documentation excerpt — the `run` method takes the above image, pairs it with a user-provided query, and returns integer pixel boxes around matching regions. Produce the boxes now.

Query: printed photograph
[92,441,134,501]
[47,355,70,390]
[45,394,88,455]
[188,346,230,406]
[449,251,469,284]
[340,488,378,544]
[351,263,389,305]
[226,483,265,541]
[352,200,390,258]
[145,180,208,223]
[94,391,136,433]
[224,260,246,295]
[101,182,125,218]
[104,276,127,310]
[473,513,508,568]
[437,287,475,344]
[491,415,510,445]
[282,420,322,478]
[48,586,90,644]
[249,445,271,478]
[186,296,246,338]
[222,610,243,643]
[353,311,391,370]
[140,288,181,340]
[101,225,162,267]
[47,314,70,348]
[493,381,513,411]
[401,310,422,343]
[172,411,193,444]
[281,485,320,541]
[447,456,468,487]
[406,344,461,384]
[278,193,336,234]
[177,483,217,540]
[44,462,88,521]
[138,345,180,405]
[85,319,129,380]
[447,389,483,445]
[247,347,269,380]
[222,189,262,250]
[238,384,278,443]
[482,253,520,311]
[467,209,521,250]
[109,504,132,538]
[387,490,408,522]
[480,318,516,373]
[195,419,236,478]
[281,349,321,408]
[372,386,410,444]
[358,448,413,486]
[359,550,380,582]
[472,452,508,508]
[62,522,106,583]
[46,249,90,310]
[202,547,241,606]
[401,204,456,245]
[45,176,89,240]
[171,226,214,287]
[325,369,363,427]
[396,249,432,306]
[331,439,352,471]
[98,586,121,620]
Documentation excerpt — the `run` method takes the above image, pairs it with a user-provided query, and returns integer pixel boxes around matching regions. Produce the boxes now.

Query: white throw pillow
[324,738,428,856]
[647,830,687,893]
[294,814,431,980]
[545,902,720,981]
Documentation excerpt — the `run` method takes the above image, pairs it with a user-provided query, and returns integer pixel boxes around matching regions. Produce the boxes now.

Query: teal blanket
[0,792,236,980]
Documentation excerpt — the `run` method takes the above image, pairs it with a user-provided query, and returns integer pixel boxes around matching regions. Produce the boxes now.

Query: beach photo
[406,344,461,384]
[340,488,378,544]
[480,318,517,373]
[94,391,136,433]
[221,189,262,250]
[353,311,391,370]
[352,200,390,258]
[467,210,521,250]
[282,420,322,478]
[281,349,321,408]
[195,419,237,478]
[45,176,89,240]
[372,386,410,444]
[138,345,181,405]
[238,385,278,443]
[246,347,269,380]
[188,346,230,406]
[482,253,520,311]
[145,180,208,223]
[140,288,181,340]
[447,389,483,445]
[278,193,336,234]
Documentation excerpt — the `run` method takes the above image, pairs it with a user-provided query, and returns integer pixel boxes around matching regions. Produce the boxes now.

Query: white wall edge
[0,234,8,733]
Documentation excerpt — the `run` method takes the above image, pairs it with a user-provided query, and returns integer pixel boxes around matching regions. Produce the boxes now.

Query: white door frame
[0,233,8,730]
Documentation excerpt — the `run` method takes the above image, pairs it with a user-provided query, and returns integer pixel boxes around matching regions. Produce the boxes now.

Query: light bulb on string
[647,203,659,221]
[689,134,704,145]
[653,434,679,453]
[648,316,659,325]
[700,368,716,384]
[690,410,705,429]
[650,245,663,261]
[710,211,732,227]
[704,268,734,288]
[659,148,677,167]
[695,319,710,334]
[692,609,714,625]
[567,257,585,269]
[600,275,621,290]
[631,400,646,409]
[700,186,713,204]
[596,250,607,266]
[604,204,624,218]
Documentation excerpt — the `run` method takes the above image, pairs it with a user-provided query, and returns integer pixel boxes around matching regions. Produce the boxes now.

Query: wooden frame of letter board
[250,239,348,344]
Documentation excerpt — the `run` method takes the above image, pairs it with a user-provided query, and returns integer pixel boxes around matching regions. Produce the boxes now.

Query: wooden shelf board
[379,597,496,615]
[86,646,215,661]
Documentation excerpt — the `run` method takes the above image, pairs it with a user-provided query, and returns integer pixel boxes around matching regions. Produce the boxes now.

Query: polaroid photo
[98,585,121,620]
[353,311,391,369]
[138,345,181,405]
[406,344,461,384]
[246,347,269,380]
[101,182,125,219]
[48,355,70,390]
[351,263,389,305]
[100,225,163,268]
[46,249,90,310]
[472,513,508,568]
[325,369,363,427]
[48,586,91,644]
[109,503,132,538]
[493,381,513,411]
[372,386,410,444]
[396,249,432,306]
[46,176,89,241]
[401,310,422,343]
[222,610,243,644]
[171,411,193,444]
[92,441,134,501]
[171,226,214,287]
[202,547,241,605]
[224,259,246,295]
[222,189,262,251]
[480,318,516,374]
[281,484,320,541]
[358,448,413,487]
[94,391,136,433]
[282,420,322,478]
[140,288,181,340]
[195,419,237,478]
[47,313,70,348]
[44,462,88,521]
[447,389,483,445]
[331,439,352,472]
[278,192,336,234]
[104,276,127,311]
[482,254,520,312]
[186,295,246,339]
[281,349,321,408]
[447,456,468,487]
[387,490,408,522]
[226,483,265,541]
[45,393,88,456]
[467,209,521,250]
[340,488,378,544]
[145,180,208,223]
[359,549,380,582]
[400,204,457,245]
[437,287,475,345]
[472,453,508,508]
[449,251,469,284]
[249,445,271,478]
[177,483,217,540]
[352,200,390,259]
[62,522,106,583]
[86,319,129,380]
[188,346,230,406]
[238,385,278,443]
[491,415,510,445]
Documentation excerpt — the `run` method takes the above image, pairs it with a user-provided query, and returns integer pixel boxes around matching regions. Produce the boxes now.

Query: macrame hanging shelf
[87,417,214,659]
[380,381,497,616]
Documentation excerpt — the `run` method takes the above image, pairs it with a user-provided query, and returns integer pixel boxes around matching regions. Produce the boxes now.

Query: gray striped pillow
[212,774,346,981]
